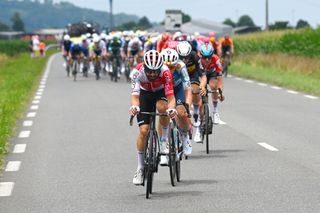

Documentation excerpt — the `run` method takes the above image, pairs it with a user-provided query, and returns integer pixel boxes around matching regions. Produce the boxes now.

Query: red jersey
[131,63,174,97]
[199,54,223,74]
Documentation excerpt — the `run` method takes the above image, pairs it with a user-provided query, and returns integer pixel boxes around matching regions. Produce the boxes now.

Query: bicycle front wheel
[204,104,210,154]
[169,125,177,186]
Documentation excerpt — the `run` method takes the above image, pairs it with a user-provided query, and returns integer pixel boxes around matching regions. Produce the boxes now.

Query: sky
[55,0,320,28]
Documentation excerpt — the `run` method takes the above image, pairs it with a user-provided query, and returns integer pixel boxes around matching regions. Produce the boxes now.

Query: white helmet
[93,36,100,43]
[63,34,70,41]
[144,50,163,70]
[161,48,179,66]
[100,33,107,40]
[81,34,87,41]
[176,41,192,57]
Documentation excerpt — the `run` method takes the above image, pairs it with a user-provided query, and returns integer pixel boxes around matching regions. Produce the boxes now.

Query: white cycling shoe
[132,169,144,185]
[183,138,192,156]
[194,128,202,143]
[213,112,221,125]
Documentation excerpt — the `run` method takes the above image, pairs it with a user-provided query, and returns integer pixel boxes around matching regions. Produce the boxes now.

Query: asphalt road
[1,54,320,213]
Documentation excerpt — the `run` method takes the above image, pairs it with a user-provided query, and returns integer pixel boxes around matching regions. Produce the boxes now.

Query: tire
[169,126,177,187]
[204,104,210,154]
[175,128,181,182]
[112,59,118,82]
[145,131,156,198]
[72,61,77,82]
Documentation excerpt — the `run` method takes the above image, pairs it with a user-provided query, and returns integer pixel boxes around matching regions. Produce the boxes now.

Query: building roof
[148,19,233,37]
[33,28,65,35]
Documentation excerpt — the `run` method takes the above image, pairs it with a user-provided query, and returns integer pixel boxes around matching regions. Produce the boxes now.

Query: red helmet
[161,32,169,41]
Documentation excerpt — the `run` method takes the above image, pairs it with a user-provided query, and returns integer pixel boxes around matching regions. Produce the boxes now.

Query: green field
[230,28,320,96]
[0,42,55,168]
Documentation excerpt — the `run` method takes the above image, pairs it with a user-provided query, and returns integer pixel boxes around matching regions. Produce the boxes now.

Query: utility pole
[109,0,113,31]
[265,0,269,30]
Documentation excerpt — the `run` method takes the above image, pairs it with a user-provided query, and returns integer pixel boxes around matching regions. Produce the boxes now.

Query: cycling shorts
[137,89,167,126]
[174,83,185,106]
[206,71,222,81]
[130,50,139,56]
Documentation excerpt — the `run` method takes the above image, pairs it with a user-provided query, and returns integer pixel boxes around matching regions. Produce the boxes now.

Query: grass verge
[229,54,320,96]
[0,50,56,168]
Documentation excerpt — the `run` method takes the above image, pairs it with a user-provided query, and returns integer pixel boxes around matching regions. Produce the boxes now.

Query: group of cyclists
[126,31,233,185]
[60,30,234,186]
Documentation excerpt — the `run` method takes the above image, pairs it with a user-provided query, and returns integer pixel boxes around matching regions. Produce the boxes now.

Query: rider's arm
[180,63,192,106]
[197,59,207,94]
[162,69,176,109]
[213,55,224,90]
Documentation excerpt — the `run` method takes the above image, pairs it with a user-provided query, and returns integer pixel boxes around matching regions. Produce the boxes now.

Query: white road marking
[34,95,41,100]
[27,112,36,117]
[32,100,40,104]
[245,80,254,83]
[23,120,33,127]
[39,85,45,89]
[13,144,27,153]
[287,90,298,94]
[228,74,233,77]
[30,105,39,110]
[19,131,31,138]
[258,83,267,86]
[0,182,14,197]
[36,92,43,95]
[271,86,282,90]
[38,88,44,92]
[258,142,279,151]
[235,77,242,80]
[219,120,227,125]
[5,161,21,172]
[304,95,318,100]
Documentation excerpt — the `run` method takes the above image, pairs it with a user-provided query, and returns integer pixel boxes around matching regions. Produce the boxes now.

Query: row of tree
[223,15,311,30]
[0,12,25,32]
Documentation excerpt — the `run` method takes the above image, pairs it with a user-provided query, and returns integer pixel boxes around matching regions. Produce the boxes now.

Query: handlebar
[129,112,169,126]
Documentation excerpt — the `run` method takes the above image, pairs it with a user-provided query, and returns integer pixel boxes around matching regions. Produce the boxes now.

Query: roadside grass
[0,50,55,168]
[229,53,320,96]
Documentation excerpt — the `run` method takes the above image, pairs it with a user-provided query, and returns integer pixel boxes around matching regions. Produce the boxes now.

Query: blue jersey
[172,60,191,89]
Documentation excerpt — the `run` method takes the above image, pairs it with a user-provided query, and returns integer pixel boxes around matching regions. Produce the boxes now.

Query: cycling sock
[161,126,169,141]
[193,104,200,115]
[137,151,144,170]
[213,101,218,113]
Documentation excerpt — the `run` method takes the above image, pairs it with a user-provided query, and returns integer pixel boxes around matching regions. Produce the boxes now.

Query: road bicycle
[130,112,167,199]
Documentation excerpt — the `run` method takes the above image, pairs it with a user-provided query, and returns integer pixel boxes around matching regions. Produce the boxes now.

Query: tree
[269,21,291,30]
[237,15,256,27]
[223,18,236,28]
[0,21,10,31]
[296,19,310,29]
[138,16,152,29]
[11,12,25,32]
[182,12,191,23]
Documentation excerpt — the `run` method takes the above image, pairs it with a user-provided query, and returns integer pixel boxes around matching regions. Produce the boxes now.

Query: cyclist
[220,34,234,65]
[161,48,193,157]
[127,36,143,70]
[176,41,207,143]
[130,50,177,185]
[61,34,72,71]
[80,35,90,76]
[108,35,122,81]
[199,43,225,124]
[156,32,170,52]
[89,36,107,80]
[69,41,82,77]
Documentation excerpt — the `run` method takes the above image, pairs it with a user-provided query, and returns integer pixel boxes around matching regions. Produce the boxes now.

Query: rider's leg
[209,78,220,124]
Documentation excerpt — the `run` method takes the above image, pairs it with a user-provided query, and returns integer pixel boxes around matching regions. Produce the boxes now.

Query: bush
[234,28,320,57]
[0,40,29,56]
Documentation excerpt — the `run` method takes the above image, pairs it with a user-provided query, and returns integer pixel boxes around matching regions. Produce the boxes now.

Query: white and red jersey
[199,54,223,74]
[131,63,174,97]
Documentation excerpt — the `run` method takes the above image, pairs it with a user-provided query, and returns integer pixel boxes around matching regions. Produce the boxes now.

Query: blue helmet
[199,43,214,57]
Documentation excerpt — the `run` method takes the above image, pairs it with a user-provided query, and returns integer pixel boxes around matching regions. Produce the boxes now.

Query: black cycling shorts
[137,89,167,126]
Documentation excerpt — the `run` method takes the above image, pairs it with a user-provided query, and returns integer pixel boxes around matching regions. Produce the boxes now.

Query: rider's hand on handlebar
[129,105,140,116]
[166,108,177,119]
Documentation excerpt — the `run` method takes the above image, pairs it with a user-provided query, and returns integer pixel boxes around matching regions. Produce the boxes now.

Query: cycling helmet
[144,50,163,70]
[63,34,70,41]
[161,32,169,41]
[81,34,87,41]
[93,36,100,43]
[199,43,214,57]
[161,48,179,66]
[176,41,192,57]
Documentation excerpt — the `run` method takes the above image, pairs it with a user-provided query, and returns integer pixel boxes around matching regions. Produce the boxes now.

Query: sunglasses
[145,69,160,74]
[203,56,212,60]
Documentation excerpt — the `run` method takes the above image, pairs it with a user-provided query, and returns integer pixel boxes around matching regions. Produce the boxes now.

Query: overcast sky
[55,0,320,28]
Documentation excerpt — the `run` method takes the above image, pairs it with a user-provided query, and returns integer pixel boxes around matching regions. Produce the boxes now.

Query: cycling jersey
[171,60,191,89]
[108,38,122,55]
[131,63,174,97]
[199,54,223,79]
[90,40,106,55]
[63,40,72,52]
[70,43,82,56]
[182,51,205,83]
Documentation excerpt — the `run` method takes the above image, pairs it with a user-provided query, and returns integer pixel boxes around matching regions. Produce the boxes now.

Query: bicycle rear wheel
[145,131,157,198]
[169,124,177,186]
